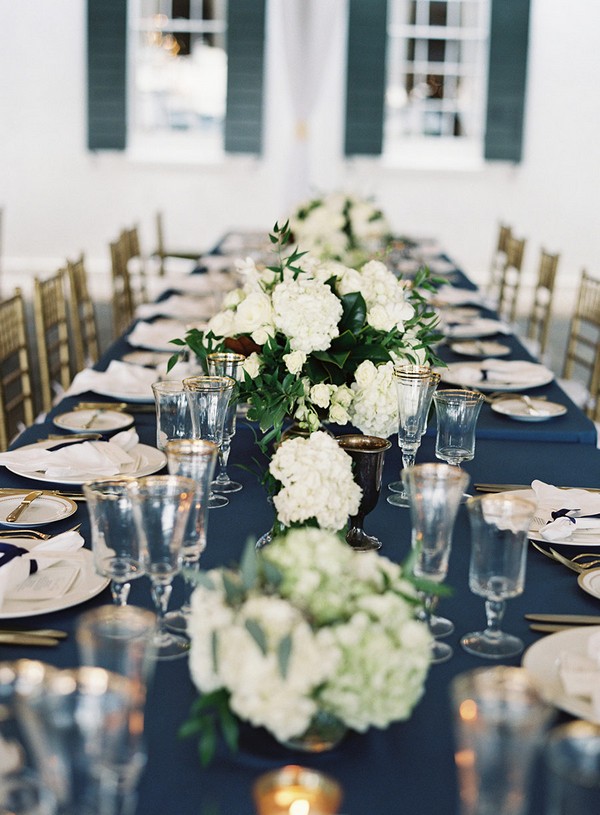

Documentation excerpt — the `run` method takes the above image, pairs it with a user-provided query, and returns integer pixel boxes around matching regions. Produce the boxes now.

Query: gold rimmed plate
[53,409,134,433]
[491,397,567,422]
[0,491,77,528]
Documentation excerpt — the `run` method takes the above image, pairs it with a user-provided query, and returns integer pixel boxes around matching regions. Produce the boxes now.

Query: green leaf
[240,538,259,591]
[199,718,217,767]
[222,572,244,606]
[277,634,292,679]
[339,291,367,334]
[219,703,240,753]
[245,619,268,656]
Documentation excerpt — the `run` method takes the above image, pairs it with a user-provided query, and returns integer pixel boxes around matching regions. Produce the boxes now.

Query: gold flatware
[0,633,60,646]
[0,627,68,639]
[476,483,600,494]
[44,433,103,442]
[5,490,43,523]
[0,488,85,502]
[525,613,600,625]
[548,547,587,574]
[529,623,577,634]
[0,522,81,541]
[74,401,155,413]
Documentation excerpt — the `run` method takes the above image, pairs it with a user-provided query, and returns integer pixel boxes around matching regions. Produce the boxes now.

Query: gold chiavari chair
[110,227,149,337]
[525,248,560,359]
[33,268,72,414]
[497,234,527,324]
[486,222,512,303]
[152,211,203,276]
[560,270,600,421]
[66,253,99,373]
[0,288,34,450]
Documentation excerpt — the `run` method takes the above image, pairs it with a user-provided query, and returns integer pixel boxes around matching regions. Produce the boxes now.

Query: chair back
[497,234,526,323]
[152,211,203,276]
[110,227,148,337]
[0,288,34,449]
[33,269,72,413]
[562,270,600,420]
[487,222,512,299]
[66,254,99,373]
[526,249,560,358]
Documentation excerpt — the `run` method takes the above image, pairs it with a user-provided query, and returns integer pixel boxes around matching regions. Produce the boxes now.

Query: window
[384,0,490,163]
[128,0,228,161]
[87,0,265,157]
[344,0,531,164]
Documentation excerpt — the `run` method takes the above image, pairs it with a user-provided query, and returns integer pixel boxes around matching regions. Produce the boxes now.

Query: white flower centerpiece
[182,528,432,764]
[169,222,442,445]
[289,191,392,267]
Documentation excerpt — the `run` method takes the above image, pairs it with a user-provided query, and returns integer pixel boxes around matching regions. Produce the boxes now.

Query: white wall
[1,0,598,317]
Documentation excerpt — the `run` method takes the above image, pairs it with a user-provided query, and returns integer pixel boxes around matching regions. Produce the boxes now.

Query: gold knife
[5,490,43,523]
[74,401,155,413]
[529,623,577,634]
[476,483,600,493]
[0,628,68,639]
[526,614,600,624]
[0,633,60,646]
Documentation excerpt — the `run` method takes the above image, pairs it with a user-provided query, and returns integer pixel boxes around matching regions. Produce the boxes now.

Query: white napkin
[65,359,159,399]
[448,360,552,386]
[126,319,196,352]
[0,429,143,479]
[434,287,482,306]
[0,529,84,608]
[135,294,213,321]
[445,318,512,338]
[531,480,600,540]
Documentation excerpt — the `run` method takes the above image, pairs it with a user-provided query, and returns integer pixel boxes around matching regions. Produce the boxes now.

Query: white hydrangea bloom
[349,360,398,438]
[269,431,361,531]
[271,277,343,354]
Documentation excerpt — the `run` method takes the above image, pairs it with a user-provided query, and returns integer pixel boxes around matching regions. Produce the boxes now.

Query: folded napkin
[434,286,483,306]
[127,319,197,352]
[0,429,143,479]
[531,480,600,540]
[445,318,512,338]
[135,294,213,321]
[449,360,552,386]
[0,529,84,608]
[65,359,159,400]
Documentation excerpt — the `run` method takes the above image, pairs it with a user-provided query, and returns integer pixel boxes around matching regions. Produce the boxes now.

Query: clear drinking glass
[403,462,469,662]
[545,721,600,815]
[433,389,484,467]
[461,493,536,659]
[183,375,235,509]
[451,666,554,815]
[127,475,197,661]
[82,479,143,606]
[206,352,245,494]
[163,438,218,631]
[387,365,440,507]
[151,380,193,451]
[0,773,56,815]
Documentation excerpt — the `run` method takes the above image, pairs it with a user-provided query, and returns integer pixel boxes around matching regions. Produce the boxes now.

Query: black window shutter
[87,0,127,151]
[224,0,266,154]
[344,0,388,156]
[484,0,531,161]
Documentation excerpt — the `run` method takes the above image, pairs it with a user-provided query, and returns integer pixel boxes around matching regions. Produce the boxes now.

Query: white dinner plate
[0,491,77,527]
[450,340,511,358]
[444,319,510,339]
[84,385,154,404]
[578,569,600,600]
[439,361,555,392]
[4,441,166,485]
[53,409,134,433]
[121,351,173,368]
[0,546,109,620]
[522,626,600,724]
[491,397,567,422]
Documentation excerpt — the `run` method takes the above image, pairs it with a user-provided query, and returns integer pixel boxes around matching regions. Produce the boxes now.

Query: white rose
[310,383,331,409]
[242,352,262,379]
[283,350,306,375]
[234,291,274,334]
[328,403,350,425]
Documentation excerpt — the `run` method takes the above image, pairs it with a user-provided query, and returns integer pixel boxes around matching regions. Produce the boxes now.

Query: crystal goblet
[82,479,143,607]
[183,375,235,509]
[206,352,245,494]
[163,438,218,632]
[387,365,440,507]
[433,389,484,467]
[151,380,193,452]
[461,493,536,659]
[403,462,469,662]
[127,475,196,661]
[337,434,391,551]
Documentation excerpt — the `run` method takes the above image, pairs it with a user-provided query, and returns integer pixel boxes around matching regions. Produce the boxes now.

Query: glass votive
[545,720,600,814]
[253,765,342,815]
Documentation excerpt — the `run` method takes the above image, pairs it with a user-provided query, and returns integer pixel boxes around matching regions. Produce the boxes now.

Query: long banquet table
[1,246,600,815]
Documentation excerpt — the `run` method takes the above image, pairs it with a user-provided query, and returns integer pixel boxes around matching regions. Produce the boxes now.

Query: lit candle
[253,765,342,815]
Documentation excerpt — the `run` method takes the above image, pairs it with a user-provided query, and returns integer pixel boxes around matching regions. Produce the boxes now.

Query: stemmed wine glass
[387,365,440,507]
[182,375,235,509]
[433,389,484,467]
[83,478,143,606]
[127,474,196,661]
[461,492,536,659]
[163,438,218,632]
[402,463,469,663]
[337,434,391,551]
[206,352,245,494]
